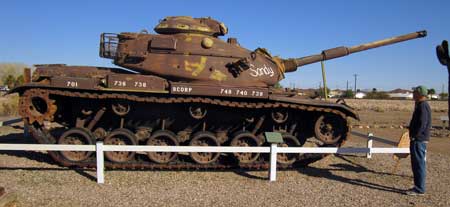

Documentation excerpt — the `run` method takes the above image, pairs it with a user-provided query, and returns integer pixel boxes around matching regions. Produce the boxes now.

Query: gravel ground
[1,124,450,207]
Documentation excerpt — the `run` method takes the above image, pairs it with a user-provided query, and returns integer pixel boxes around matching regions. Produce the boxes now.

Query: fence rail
[0,132,409,184]
[0,118,22,127]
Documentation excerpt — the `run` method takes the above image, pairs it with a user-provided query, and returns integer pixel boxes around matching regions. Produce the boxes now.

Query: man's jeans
[410,140,427,193]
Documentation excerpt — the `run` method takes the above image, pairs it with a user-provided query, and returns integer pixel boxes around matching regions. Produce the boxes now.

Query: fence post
[23,122,30,139]
[367,133,373,159]
[96,142,105,184]
[269,143,278,181]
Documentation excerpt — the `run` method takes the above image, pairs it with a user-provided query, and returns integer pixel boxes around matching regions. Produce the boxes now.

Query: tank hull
[13,65,356,168]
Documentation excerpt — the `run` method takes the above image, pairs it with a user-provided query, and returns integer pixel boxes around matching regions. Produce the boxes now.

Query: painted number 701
[66,81,78,87]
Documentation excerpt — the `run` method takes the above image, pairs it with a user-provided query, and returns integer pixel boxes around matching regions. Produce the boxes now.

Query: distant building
[355,92,366,99]
[329,89,344,98]
[388,88,413,99]
[429,94,439,100]
[0,85,9,92]
[296,88,318,96]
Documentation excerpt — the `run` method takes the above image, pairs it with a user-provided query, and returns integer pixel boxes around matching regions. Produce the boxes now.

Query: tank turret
[100,16,426,87]
[154,16,228,37]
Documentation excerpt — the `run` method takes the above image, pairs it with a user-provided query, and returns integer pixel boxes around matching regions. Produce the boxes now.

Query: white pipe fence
[0,133,409,183]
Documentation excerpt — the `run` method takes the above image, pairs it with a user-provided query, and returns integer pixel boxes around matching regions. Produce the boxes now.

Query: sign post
[265,132,284,181]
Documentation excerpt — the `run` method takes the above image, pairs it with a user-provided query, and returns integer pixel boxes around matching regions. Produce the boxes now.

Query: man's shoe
[404,189,425,196]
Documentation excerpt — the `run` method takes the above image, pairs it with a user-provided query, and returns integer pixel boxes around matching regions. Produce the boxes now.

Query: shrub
[0,95,19,116]
[341,90,354,98]
[0,63,29,87]
[365,91,390,99]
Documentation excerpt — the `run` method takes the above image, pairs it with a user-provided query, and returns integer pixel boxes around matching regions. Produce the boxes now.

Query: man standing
[405,85,431,196]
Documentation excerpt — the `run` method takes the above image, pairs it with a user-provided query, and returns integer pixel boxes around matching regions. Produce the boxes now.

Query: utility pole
[353,74,358,98]
[345,80,349,98]
[321,61,328,100]
[318,82,322,98]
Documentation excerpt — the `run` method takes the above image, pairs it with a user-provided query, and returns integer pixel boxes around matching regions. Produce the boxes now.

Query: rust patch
[209,70,227,81]
[184,56,207,76]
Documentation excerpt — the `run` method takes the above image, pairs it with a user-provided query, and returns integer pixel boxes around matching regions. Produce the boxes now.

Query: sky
[0,0,449,92]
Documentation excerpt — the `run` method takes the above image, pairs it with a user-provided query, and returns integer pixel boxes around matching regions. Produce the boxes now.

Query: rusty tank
[10,16,427,169]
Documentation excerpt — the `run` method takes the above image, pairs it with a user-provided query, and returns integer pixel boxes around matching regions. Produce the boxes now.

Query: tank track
[22,88,350,170]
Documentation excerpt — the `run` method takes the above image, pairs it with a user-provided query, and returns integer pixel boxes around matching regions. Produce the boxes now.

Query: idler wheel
[58,128,94,162]
[189,131,220,164]
[277,134,300,165]
[314,114,346,144]
[230,131,260,164]
[104,128,137,163]
[147,130,179,164]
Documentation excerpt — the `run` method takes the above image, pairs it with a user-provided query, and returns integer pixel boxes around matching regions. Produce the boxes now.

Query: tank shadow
[0,132,97,181]
[296,155,407,194]
[232,169,267,180]
[334,154,408,177]
[0,166,97,182]
[0,132,56,164]
[351,131,398,146]
[0,132,35,144]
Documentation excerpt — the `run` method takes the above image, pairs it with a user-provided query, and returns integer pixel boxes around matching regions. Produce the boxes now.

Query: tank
[10,16,427,169]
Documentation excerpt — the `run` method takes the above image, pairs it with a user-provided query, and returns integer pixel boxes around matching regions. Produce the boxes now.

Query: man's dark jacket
[409,101,431,141]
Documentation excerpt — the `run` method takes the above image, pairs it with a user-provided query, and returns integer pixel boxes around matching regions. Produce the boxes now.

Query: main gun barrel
[283,30,427,72]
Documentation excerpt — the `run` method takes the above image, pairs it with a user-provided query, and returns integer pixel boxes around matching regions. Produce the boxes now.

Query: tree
[342,90,354,98]
[14,75,24,87]
[436,40,450,128]
[428,88,436,95]
[3,75,15,89]
[273,82,283,89]
[440,93,448,100]
[365,91,390,99]
[318,87,330,98]
[0,63,28,85]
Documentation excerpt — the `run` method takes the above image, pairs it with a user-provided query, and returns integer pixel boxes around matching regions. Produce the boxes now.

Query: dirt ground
[0,106,450,206]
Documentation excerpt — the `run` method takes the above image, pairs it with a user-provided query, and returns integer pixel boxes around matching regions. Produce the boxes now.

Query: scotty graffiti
[249,64,274,77]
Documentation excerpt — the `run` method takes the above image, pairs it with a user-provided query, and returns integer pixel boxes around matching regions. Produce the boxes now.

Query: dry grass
[337,99,447,113]
[0,63,28,85]
[0,94,19,116]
